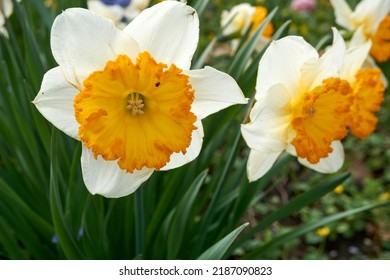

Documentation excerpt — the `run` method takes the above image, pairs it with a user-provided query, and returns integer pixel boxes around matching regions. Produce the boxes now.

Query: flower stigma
[74,52,197,173]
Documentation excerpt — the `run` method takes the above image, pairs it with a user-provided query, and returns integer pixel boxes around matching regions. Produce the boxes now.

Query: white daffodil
[330,0,390,62]
[241,28,354,182]
[87,0,150,28]
[340,39,385,139]
[33,2,246,198]
[0,0,21,37]
[220,3,273,52]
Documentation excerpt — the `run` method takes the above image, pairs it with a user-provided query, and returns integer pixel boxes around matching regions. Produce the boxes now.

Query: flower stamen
[126,92,145,116]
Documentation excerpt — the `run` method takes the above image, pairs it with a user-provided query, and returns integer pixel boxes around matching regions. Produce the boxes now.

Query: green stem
[134,187,144,257]
[193,130,242,257]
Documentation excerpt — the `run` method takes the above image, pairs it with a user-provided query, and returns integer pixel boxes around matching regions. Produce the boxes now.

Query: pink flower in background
[291,0,316,13]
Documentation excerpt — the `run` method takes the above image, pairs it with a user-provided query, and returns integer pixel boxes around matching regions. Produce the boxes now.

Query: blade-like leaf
[197,223,249,260]
[167,169,208,259]
[49,128,83,259]
[228,7,278,79]
[238,172,350,247]
[246,201,390,259]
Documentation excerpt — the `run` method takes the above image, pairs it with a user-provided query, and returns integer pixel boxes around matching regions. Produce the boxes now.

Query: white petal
[256,83,292,109]
[256,36,318,99]
[349,27,368,47]
[161,120,204,171]
[353,0,390,35]
[241,102,290,154]
[0,27,8,37]
[341,39,371,81]
[298,141,344,173]
[220,3,254,36]
[51,8,139,88]
[1,0,13,19]
[330,0,353,30]
[33,67,79,139]
[123,1,199,70]
[301,28,346,90]
[80,146,154,198]
[246,149,282,182]
[187,66,247,120]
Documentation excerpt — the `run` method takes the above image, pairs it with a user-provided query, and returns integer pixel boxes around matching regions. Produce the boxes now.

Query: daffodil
[340,39,384,139]
[220,3,273,52]
[241,28,353,182]
[330,0,390,62]
[87,0,150,28]
[0,0,21,37]
[33,2,246,197]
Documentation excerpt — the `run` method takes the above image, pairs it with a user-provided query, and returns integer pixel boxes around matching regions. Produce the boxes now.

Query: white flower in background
[220,3,273,52]
[340,39,384,139]
[330,0,390,62]
[0,0,21,37]
[87,0,150,28]
[241,28,355,182]
[33,2,246,198]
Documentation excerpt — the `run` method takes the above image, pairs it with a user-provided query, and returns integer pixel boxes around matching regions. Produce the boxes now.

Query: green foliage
[0,0,389,260]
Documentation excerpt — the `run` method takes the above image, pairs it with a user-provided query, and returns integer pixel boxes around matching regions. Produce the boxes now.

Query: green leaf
[229,154,293,229]
[247,201,390,259]
[197,223,249,260]
[0,216,28,259]
[194,131,242,257]
[49,128,84,259]
[237,173,350,248]
[0,178,54,239]
[193,0,210,17]
[227,7,278,79]
[134,187,145,257]
[167,169,208,259]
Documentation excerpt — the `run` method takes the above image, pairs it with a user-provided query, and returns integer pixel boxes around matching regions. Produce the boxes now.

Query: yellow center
[249,6,274,38]
[370,15,390,62]
[347,68,384,139]
[291,78,353,164]
[74,52,197,173]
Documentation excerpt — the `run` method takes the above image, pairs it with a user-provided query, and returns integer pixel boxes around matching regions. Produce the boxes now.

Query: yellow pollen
[347,68,384,139]
[250,6,273,38]
[74,52,197,173]
[370,15,390,62]
[291,78,353,164]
